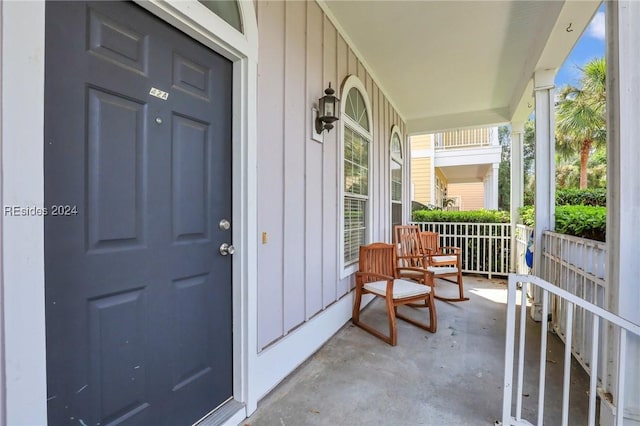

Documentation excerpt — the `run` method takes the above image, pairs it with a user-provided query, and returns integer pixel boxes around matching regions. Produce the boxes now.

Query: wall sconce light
[315,83,340,133]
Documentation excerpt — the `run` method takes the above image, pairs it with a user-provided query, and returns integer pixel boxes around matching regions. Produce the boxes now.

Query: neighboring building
[411,127,502,210]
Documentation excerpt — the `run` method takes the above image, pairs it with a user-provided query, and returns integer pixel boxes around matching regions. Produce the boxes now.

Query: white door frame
[0,1,258,424]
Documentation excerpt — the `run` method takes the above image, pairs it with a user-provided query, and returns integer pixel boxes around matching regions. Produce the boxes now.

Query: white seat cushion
[431,255,457,263]
[364,279,430,299]
[426,266,459,275]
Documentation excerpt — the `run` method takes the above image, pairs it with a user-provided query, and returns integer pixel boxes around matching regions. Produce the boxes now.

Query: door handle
[219,243,235,256]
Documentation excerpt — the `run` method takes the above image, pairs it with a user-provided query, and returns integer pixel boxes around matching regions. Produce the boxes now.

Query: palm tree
[555,57,606,189]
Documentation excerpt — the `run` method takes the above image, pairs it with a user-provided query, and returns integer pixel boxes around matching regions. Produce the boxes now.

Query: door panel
[45,2,233,424]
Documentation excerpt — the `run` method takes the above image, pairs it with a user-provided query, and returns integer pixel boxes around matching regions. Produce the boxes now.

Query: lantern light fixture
[315,83,340,133]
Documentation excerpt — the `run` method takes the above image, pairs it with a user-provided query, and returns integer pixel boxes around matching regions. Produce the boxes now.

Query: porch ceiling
[321,0,601,133]
[439,164,490,183]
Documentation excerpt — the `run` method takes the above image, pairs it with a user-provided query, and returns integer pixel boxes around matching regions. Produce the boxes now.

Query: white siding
[256,0,406,350]
[256,0,286,349]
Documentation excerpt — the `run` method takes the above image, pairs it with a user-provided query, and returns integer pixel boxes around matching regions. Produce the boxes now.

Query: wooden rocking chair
[352,243,437,346]
[419,231,468,302]
[393,225,469,302]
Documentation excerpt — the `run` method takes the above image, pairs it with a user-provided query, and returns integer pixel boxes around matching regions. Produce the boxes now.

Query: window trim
[339,76,373,279]
[390,125,403,240]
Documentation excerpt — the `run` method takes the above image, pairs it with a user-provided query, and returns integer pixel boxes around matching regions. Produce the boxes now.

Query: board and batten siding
[255,0,407,350]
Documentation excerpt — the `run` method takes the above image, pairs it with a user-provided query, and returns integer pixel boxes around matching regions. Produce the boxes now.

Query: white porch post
[491,163,499,210]
[531,69,555,321]
[483,174,490,209]
[509,123,524,272]
[404,135,411,225]
[602,1,640,424]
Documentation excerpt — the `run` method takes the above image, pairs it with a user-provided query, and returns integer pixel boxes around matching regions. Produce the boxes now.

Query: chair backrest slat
[359,243,396,280]
[394,225,425,268]
[420,231,440,253]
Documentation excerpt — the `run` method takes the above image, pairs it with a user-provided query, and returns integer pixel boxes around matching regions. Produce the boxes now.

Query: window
[198,0,243,33]
[344,126,369,265]
[341,78,372,275]
[390,128,403,231]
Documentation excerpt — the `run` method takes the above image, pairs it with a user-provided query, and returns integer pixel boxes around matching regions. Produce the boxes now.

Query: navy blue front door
[45,2,233,424]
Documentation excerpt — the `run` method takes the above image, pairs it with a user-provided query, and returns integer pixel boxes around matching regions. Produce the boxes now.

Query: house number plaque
[149,87,169,100]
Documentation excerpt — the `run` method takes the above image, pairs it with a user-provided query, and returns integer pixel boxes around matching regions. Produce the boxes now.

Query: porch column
[509,123,524,272]
[491,163,499,210]
[483,174,490,209]
[602,1,640,424]
[531,69,555,321]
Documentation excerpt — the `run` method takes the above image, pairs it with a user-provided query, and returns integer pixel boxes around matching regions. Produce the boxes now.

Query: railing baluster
[537,289,549,426]
[561,303,574,426]
[503,276,518,424]
[588,316,600,426]
[616,329,627,426]
[516,284,528,420]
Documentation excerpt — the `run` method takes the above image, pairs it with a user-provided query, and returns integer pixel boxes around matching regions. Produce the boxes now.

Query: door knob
[219,243,235,256]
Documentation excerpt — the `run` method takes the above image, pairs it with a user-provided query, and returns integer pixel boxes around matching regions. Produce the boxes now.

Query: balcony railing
[434,127,497,150]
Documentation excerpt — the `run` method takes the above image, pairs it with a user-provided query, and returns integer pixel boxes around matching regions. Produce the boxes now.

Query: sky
[554,5,606,88]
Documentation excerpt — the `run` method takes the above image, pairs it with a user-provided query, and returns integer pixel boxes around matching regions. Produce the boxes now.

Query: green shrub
[555,205,606,241]
[517,205,605,241]
[518,206,535,227]
[412,209,509,223]
[556,188,606,206]
[412,210,509,223]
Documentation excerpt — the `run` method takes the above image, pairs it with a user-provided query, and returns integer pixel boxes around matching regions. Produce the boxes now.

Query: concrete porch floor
[243,276,591,426]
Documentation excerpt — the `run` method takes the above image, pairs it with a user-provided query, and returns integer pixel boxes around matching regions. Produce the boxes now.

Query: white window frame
[339,76,373,279]
[390,125,403,236]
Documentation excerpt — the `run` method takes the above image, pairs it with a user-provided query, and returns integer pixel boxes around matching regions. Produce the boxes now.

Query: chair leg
[386,296,398,346]
[429,294,437,332]
[395,293,437,333]
[457,269,466,300]
[352,286,363,324]
[352,293,397,346]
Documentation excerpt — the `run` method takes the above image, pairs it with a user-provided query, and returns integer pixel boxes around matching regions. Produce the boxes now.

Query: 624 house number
[50,205,78,216]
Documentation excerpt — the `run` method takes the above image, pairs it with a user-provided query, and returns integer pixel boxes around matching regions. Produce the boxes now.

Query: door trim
[1,1,259,424]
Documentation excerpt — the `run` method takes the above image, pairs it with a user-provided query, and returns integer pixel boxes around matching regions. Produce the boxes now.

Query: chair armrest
[396,267,434,286]
[356,271,394,283]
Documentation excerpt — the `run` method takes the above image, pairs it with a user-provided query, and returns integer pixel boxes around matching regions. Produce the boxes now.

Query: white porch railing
[515,224,532,275]
[411,222,511,278]
[513,226,609,381]
[502,274,640,426]
[540,231,608,381]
